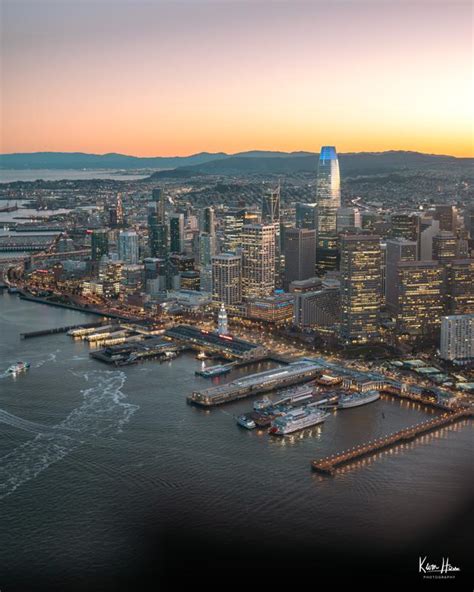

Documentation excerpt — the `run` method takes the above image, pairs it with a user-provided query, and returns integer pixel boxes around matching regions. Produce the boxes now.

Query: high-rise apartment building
[241,224,276,299]
[211,254,242,305]
[118,230,139,264]
[440,314,474,362]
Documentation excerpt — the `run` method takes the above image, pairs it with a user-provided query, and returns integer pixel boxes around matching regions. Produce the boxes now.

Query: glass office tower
[315,146,341,273]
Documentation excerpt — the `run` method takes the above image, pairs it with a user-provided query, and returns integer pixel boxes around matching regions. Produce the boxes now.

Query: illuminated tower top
[316,146,341,207]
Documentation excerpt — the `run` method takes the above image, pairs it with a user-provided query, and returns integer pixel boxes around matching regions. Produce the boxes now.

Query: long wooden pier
[20,322,106,339]
[312,408,472,475]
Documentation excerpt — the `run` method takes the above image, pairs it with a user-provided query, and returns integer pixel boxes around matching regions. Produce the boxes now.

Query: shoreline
[17,290,135,321]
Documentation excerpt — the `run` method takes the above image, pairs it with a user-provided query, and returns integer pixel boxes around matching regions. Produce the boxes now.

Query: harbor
[0,289,472,585]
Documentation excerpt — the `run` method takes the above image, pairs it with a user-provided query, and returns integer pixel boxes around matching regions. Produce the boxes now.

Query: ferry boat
[195,365,231,378]
[338,390,380,409]
[277,382,315,401]
[236,415,256,430]
[7,361,30,374]
[269,407,329,435]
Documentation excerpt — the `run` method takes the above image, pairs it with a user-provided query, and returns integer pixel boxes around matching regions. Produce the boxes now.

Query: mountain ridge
[1,149,472,172]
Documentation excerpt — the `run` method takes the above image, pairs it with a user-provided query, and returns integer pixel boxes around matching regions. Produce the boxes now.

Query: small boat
[253,396,272,411]
[236,415,256,430]
[8,361,30,374]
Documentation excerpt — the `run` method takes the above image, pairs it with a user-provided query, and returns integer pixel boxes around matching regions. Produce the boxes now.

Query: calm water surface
[0,169,151,183]
[0,293,472,587]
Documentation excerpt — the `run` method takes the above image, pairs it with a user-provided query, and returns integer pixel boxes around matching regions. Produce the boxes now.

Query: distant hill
[0,151,228,170]
[1,150,472,178]
[149,151,474,179]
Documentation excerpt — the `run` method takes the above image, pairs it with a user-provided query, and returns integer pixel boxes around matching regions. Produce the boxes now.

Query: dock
[90,338,187,365]
[188,361,322,407]
[20,322,107,339]
[194,354,289,378]
[311,408,472,475]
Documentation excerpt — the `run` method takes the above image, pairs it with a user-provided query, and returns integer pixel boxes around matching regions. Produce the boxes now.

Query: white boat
[270,407,329,435]
[7,361,30,374]
[236,415,256,429]
[338,390,380,409]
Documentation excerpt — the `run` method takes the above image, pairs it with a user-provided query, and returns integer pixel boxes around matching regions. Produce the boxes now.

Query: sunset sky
[1,0,472,157]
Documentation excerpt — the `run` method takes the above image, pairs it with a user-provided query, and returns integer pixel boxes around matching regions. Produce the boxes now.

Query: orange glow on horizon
[2,1,472,158]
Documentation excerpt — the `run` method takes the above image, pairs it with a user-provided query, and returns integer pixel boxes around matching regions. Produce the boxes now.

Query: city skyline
[2,0,472,157]
[0,1,472,588]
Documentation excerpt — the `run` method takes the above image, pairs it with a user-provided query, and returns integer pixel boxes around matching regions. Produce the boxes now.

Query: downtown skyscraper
[241,224,276,299]
[315,146,341,274]
[118,230,139,264]
[340,234,382,344]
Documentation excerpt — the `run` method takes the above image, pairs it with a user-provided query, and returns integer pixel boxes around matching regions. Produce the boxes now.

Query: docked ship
[338,390,380,409]
[269,407,329,436]
[195,365,231,378]
[236,414,256,429]
[253,396,272,411]
[7,361,30,374]
[253,382,315,411]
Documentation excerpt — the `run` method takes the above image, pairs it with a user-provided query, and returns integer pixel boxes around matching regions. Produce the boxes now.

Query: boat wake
[0,370,139,499]
[34,351,59,368]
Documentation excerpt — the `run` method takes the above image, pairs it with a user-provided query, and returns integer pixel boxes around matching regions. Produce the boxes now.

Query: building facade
[340,234,382,343]
[284,227,316,289]
[211,254,242,305]
[396,261,445,338]
[241,224,276,299]
[440,315,474,362]
[315,146,341,273]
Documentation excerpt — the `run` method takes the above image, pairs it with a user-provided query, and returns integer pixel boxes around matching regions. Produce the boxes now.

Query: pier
[90,338,187,365]
[195,354,291,377]
[188,361,322,406]
[311,408,473,476]
[20,321,107,339]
